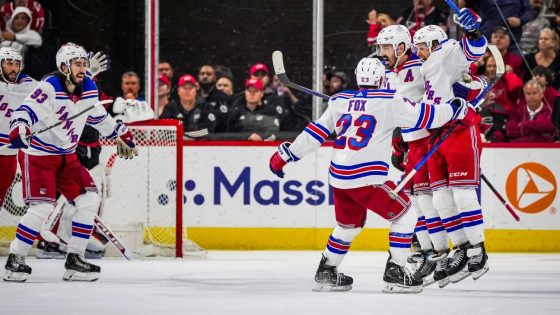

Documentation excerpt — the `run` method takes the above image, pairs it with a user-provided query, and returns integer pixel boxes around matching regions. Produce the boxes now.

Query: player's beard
[70,72,85,85]
[4,71,17,83]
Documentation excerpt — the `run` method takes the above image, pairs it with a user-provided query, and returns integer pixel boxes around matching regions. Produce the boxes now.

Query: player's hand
[448,98,478,126]
[8,120,31,149]
[453,8,481,32]
[87,51,111,78]
[269,142,298,178]
[115,123,138,159]
[452,74,487,102]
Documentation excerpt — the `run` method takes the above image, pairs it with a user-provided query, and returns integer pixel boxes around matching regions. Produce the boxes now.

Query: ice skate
[408,249,436,286]
[467,242,489,280]
[36,240,66,259]
[63,253,100,282]
[429,250,450,288]
[312,254,353,292]
[4,253,32,282]
[382,256,423,294]
[447,243,470,283]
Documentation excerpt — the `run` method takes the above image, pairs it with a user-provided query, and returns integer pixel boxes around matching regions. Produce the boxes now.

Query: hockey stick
[388,45,505,199]
[481,174,520,221]
[0,99,113,154]
[93,215,134,260]
[272,51,330,101]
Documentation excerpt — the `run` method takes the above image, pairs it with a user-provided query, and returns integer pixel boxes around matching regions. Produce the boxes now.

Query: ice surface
[1,251,559,315]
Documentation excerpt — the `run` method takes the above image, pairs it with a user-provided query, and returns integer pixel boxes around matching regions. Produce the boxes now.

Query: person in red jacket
[506,80,557,142]
[0,0,44,32]
[478,54,524,142]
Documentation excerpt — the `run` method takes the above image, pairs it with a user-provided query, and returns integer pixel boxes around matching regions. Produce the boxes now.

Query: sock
[433,188,469,247]
[389,207,416,266]
[417,193,448,252]
[453,188,485,245]
[410,194,433,251]
[10,203,53,256]
[324,225,362,267]
[67,192,99,255]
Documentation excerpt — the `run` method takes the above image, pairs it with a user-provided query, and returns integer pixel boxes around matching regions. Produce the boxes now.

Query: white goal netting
[0,120,204,258]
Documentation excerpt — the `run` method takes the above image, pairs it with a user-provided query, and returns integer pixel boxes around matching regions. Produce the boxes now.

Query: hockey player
[269,58,476,293]
[4,42,138,282]
[413,8,489,284]
[0,47,36,209]
[377,24,440,284]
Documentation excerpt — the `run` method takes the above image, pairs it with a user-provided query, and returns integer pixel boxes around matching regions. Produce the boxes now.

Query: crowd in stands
[4,0,560,143]
[365,0,560,143]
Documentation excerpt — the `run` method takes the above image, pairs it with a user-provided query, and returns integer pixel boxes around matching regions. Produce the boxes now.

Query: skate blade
[382,283,423,294]
[449,268,470,283]
[437,277,450,288]
[3,271,29,282]
[422,275,436,287]
[63,269,99,282]
[471,264,489,280]
[312,282,351,292]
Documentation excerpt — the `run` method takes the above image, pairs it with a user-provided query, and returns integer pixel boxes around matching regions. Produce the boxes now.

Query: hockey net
[0,119,204,258]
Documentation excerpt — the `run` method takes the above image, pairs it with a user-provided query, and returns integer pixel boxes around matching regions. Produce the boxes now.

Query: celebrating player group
[0,43,137,282]
[270,7,490,293]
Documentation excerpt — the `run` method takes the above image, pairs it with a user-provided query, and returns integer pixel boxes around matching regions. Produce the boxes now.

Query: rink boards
[1,142,559,252]
[182,142,560,252]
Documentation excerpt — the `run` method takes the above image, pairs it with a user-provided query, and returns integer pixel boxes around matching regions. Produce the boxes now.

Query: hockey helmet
[56,42,88,75]
[413,25,448,49]
[0,47,23,82]
[355,57,385,87]
[377,25,412,58]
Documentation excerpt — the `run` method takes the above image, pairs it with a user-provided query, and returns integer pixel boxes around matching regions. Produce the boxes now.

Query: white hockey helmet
[355,57,385,87]
[0,47,23,82]
[413,25,448,49]
[56,42,88,75]
[377,25,412,57]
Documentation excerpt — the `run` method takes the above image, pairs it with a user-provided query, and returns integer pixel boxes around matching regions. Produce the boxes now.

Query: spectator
[485,26,524,78]
[531,65,559,110]
[270,74,309,131]
[109,71,154,121]
[228,78,282,141]
[157,73,171,117]
[506,80,557,142]
[160,74,217,134]
[327,71,348,95]
[397,0,448,36]
[249,62,280,100]
[520,0,550,54]
[0,0,44,33]
[479,54,524,142]
[198,64,229,132]
[158,60,177,100]
[523,28,560,89]
[216,76,234,97]
[366,9,396,48]
[0,6,41,55]
[471,0,532,52]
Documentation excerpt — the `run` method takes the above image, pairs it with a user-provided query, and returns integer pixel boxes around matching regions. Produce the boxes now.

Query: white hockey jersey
[0,74,37,155]
[421,37,487,106]
[383,53,428,142]
[288,89,460,189]
[10,75,121,156]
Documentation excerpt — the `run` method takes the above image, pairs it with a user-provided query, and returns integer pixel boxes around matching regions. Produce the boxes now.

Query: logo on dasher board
[506,162,557,214]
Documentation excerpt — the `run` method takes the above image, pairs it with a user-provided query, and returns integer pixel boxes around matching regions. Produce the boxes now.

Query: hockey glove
[8,119,31,149]
[87,51,111,78]
[453,8,481,33]
[269,142,299,178]
[115,123,138,159]
[452,74,487,103]
[448,98,478,126]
